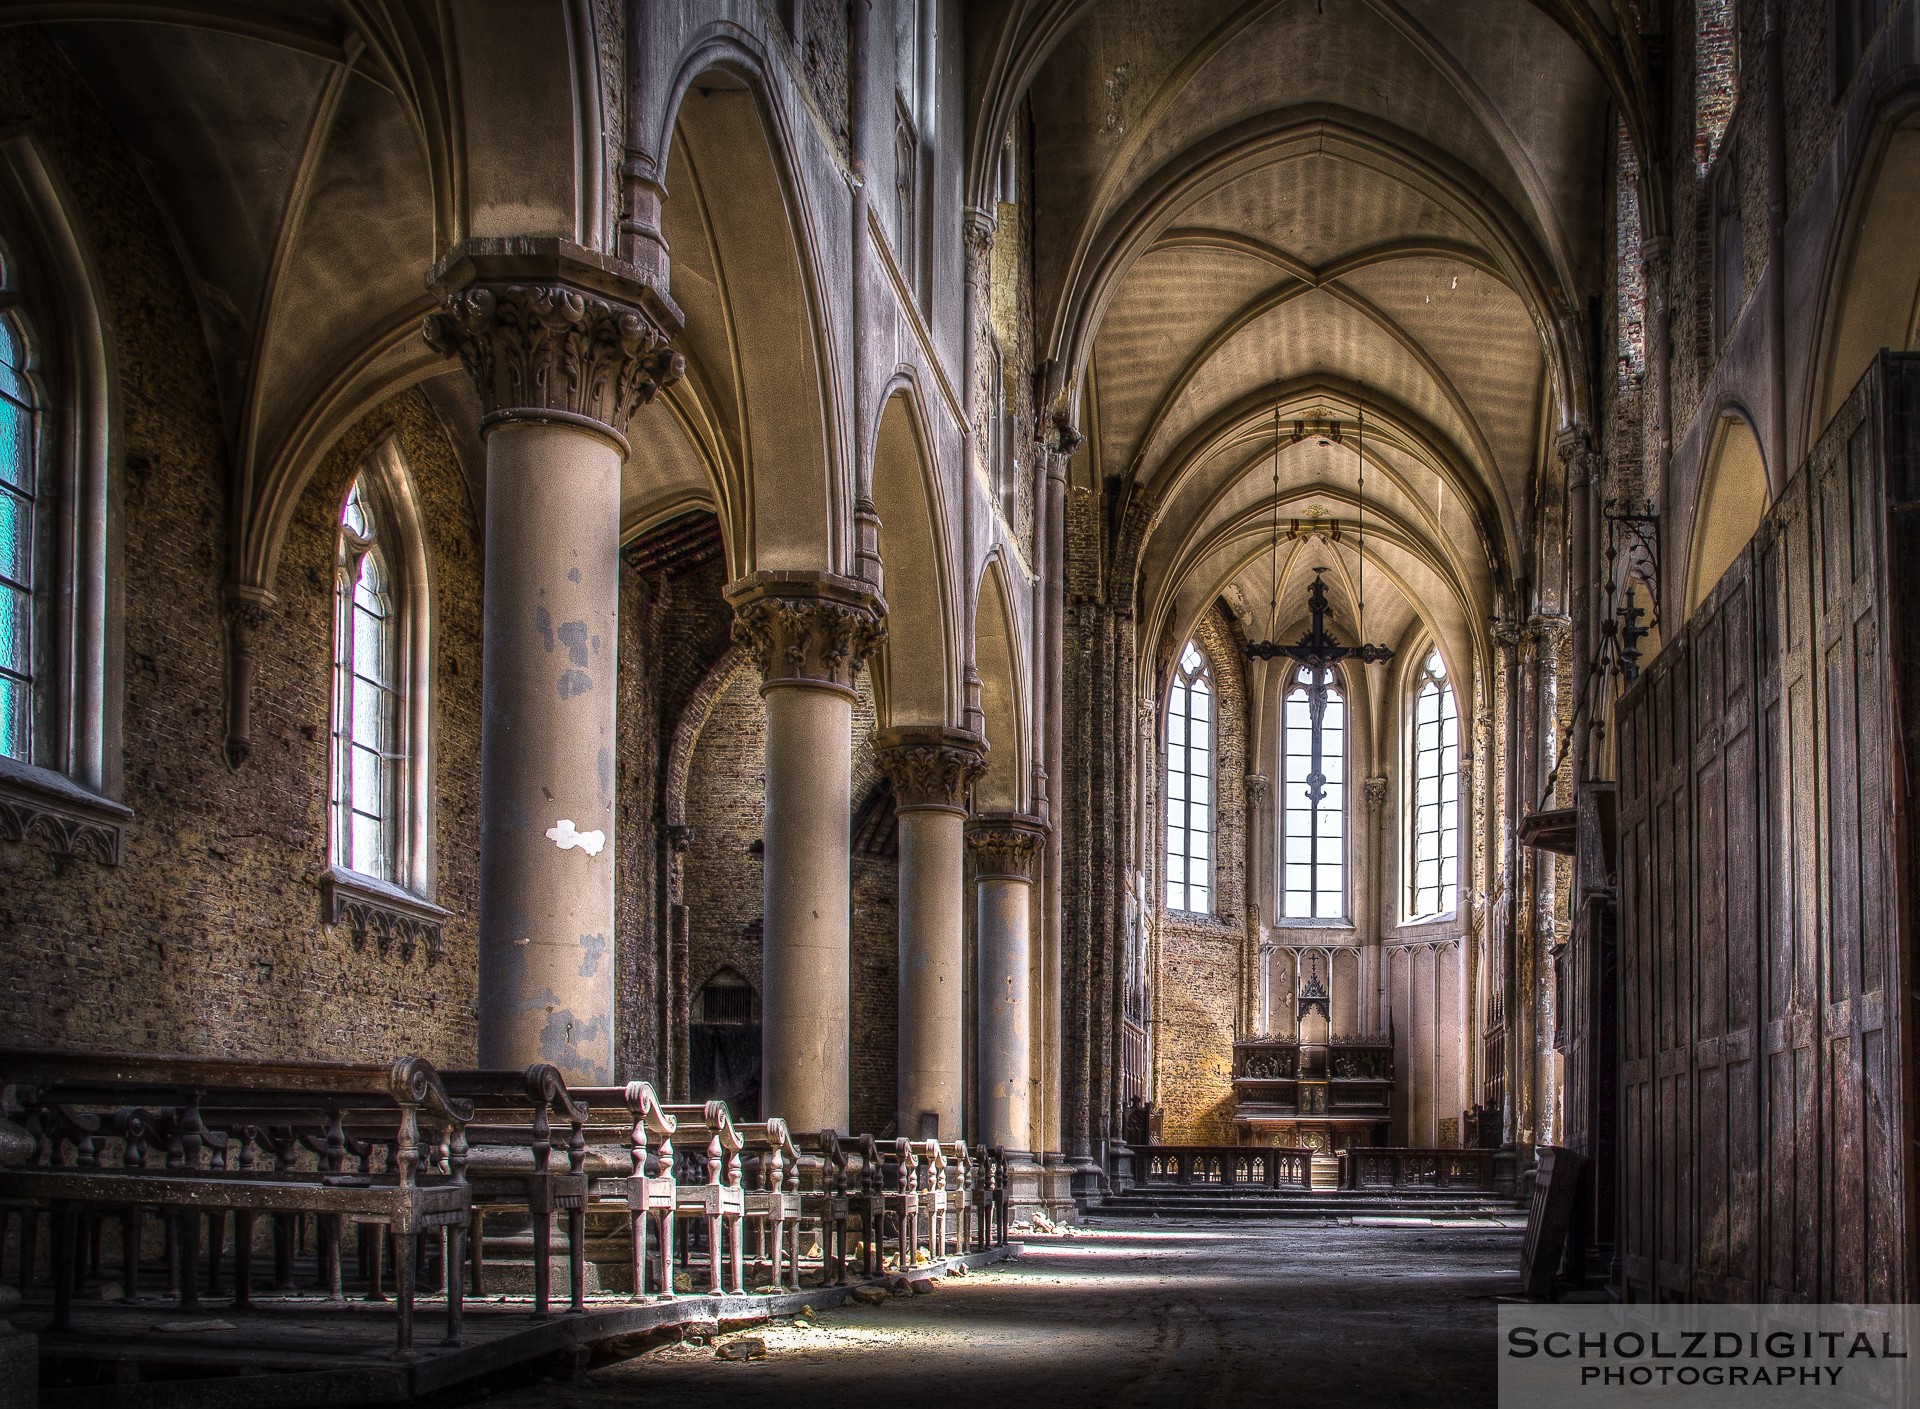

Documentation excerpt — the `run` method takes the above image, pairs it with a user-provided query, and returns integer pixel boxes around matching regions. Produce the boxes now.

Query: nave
[477,1222,1519,1409]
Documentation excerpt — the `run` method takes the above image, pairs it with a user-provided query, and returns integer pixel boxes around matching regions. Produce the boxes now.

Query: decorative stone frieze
[724,570,888,695]
[323,866,448,961]
[873,726,988,814]
[966,812,1049,881]
[0,757,130,865]
[422,239,684,445]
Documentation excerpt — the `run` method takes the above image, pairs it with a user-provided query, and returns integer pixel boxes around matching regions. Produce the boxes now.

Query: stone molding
[423,240,684,447]
[724,570,888,696]
[323,866,448,961]
[873,725,987,814]
[966,812,1049,881]
[0,756,129,865]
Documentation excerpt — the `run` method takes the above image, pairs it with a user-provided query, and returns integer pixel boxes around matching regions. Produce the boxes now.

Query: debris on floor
[849,1285,889,1306]
[714,1337,767,1362]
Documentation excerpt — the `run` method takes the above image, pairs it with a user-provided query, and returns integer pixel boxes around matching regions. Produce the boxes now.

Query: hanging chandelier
[1242,399,1396,673]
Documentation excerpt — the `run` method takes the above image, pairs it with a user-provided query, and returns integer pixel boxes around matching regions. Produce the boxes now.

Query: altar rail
[1138,1145,1311,1188]
[1341,1147,1497,1191]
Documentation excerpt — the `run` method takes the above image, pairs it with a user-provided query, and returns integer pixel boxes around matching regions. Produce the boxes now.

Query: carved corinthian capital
[966,813,1049,881]
[724,570,888,695]
[874,726,988,814]
[422,239,684,447]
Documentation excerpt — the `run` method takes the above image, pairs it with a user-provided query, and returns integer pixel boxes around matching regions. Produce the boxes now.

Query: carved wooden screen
[1617,352,1919,1303]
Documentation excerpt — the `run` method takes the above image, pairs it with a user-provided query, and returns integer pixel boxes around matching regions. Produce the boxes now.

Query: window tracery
[1408,648,1459,919]
[1280,663,1346,922]
[1165,640,1213,913]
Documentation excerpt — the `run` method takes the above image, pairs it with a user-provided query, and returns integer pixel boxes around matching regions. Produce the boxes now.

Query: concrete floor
[472,1221,1525,1409]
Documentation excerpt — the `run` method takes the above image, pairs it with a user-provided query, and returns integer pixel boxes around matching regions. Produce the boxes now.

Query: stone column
[875,726,988,1139]
[424,240,682,1083]
[726,571,886,1134]
[969,814,1048,1152]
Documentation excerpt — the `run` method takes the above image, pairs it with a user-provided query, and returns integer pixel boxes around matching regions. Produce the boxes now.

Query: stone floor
[470,1221,1525,1409]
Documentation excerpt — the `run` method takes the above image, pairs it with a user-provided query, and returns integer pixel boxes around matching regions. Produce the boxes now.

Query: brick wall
[0,34,490,1063]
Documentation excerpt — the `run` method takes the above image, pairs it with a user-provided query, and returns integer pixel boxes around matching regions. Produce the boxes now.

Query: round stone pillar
[424,242,683,1083]
[726,571,886,1134]
[968,814,1048,1152]
[875,726,987,1140]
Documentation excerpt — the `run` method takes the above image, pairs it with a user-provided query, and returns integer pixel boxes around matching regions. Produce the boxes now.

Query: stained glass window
[0,285,37,764]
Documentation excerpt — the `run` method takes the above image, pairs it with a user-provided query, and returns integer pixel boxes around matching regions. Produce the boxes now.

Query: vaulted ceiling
[1017,0,1611,683]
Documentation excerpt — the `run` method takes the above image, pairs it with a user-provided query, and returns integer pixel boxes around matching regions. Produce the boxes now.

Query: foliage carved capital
[873,726,988,813]
[423,240,684,446]
[724,571,888,695]
[966,812,1049,881]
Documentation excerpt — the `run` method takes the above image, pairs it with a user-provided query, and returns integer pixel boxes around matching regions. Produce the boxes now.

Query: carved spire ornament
[725,570,889,696]
[422,239,684,448]
[965,813,1049,881]
[873,726,988,814]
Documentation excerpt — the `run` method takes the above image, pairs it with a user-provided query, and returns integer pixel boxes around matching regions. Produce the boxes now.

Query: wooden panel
[1616,352,1919,1304]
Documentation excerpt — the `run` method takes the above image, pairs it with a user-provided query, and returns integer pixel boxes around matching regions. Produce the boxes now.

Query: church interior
[1,1,1918,1404]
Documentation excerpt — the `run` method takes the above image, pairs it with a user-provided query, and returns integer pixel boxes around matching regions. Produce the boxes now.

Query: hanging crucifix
[1246,568,1394,800]
[1241,398,1393,805]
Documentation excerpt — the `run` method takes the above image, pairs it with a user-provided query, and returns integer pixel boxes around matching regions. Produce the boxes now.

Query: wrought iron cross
[1245,568,1394,802]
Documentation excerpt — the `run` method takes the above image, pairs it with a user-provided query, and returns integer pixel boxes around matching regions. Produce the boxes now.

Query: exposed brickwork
[613,533,734,1085]
[0,38,484,1063]
[799,0,851,165]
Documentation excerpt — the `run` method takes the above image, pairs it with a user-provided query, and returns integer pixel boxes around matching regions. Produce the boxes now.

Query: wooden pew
[915,1138,950,1260]
[736,1118,801,1291]
[659,1101,745,1295]
[0,1048,472,1354]
[794,1129,851,1285]
[572,1081,677,1298]
[440,1065,589,1315]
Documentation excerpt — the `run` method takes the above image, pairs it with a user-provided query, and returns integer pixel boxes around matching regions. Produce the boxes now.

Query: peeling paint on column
[558,669,593,698]
[557,620,590,665]
[545,818,606,855]
[535,604,554,652]
[578,931,607,977]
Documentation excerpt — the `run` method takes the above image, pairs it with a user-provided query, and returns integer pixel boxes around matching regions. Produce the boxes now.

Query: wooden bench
[915,1138,951,1260]
[660,1101,745,1295]
[0,1047,473,1353]
[572,1081,678,1298]
[441,1065,589,1315]
[794,1128,852,1284]
[736,1119,801,1291]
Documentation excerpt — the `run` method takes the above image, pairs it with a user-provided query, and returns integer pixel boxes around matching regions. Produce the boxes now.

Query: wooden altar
[1231,1037,1393,1151]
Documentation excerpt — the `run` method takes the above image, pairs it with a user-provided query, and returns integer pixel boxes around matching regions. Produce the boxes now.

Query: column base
[1002,1151,1048,1227]
[1107,1140,1137,1193]
[1039,1153,1077,1222]
[1067,1149,1106,1212]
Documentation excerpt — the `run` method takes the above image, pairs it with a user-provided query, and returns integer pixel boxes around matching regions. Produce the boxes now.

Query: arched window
[0,272,38,763]
[1280,663,1346,921]
[333,476,401,881]
[1408,648,1460,919]
[1165,641,1213,913]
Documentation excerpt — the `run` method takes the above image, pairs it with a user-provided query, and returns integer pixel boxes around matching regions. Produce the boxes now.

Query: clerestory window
[1408,648,1460,920]
[1280,664,1347,922]
[1165,641,1213,913]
